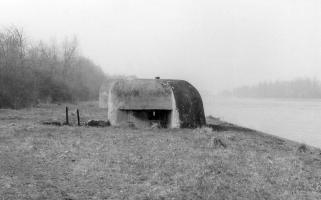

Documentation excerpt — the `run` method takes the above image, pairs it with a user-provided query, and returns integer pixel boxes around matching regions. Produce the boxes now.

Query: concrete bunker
[107,78,206,128]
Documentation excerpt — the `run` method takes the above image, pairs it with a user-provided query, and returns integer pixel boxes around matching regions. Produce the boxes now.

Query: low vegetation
[1,102,321,199]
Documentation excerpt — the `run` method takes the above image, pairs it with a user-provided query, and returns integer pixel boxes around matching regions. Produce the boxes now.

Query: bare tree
[62,36,78,79]
[0,26,107,108]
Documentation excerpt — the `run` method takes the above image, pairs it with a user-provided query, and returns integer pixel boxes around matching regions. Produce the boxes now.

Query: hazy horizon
[1,0,320,95]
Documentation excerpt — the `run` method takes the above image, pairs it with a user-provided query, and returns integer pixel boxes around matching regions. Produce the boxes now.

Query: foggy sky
[1,0,320,94]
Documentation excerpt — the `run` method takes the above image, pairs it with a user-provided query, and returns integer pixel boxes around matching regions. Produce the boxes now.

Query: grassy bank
[1,102,321,199]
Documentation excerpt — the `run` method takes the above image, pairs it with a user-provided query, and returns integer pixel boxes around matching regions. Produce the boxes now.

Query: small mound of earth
[297,144,308,153]
[209,137,227,149]
[86,120,110,127]
[42,121,62,126]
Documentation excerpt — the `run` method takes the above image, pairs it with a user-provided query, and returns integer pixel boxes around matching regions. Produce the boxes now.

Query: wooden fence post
[66,106,69,125]
[77,109,80,126]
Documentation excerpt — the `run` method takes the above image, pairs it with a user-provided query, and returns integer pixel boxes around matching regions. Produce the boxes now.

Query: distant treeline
[0,26,106,108]
[222,78,321,99]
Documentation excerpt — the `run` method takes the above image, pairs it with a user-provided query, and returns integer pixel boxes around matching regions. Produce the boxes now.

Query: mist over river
[204,97,321,148]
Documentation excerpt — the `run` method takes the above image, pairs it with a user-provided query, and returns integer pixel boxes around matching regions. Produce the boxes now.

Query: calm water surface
[204,97,321,148]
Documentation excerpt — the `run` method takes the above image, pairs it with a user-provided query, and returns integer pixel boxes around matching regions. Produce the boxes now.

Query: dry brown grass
[1,102,321,199]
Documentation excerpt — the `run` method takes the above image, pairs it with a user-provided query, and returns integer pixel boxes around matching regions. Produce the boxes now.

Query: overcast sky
[1,0,320,94]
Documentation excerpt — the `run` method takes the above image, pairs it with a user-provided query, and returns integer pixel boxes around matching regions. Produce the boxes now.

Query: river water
[204,97,321,148]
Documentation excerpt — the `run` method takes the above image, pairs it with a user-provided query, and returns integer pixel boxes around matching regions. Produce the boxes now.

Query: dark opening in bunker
[121,109,171,128]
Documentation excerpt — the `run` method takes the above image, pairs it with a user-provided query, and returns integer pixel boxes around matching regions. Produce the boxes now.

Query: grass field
[1,102,321,199]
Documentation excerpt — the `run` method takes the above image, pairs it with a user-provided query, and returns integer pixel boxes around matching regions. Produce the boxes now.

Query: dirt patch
[210,137,227,149]
[297,144,308,153]
[86,120,110,127]
[42,121,63,126]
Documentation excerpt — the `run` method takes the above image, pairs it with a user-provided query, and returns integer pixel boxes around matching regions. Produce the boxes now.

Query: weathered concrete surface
[107,79,206,128]
[99,80,115,108]
[160,79,206,128]
[99,91,109,108]
[112,79,172,110]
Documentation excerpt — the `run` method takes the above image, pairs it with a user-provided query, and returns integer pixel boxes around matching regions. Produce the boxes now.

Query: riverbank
[1,102,321,199]
[204,96,321,148]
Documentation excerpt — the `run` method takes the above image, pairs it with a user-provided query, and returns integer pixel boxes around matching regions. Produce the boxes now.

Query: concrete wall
[169,90,180,128]
[160,80,206,128]
[107,83,118,125]
[108,79,178,128]
[99,79,115,109]
[112,79,172,110]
